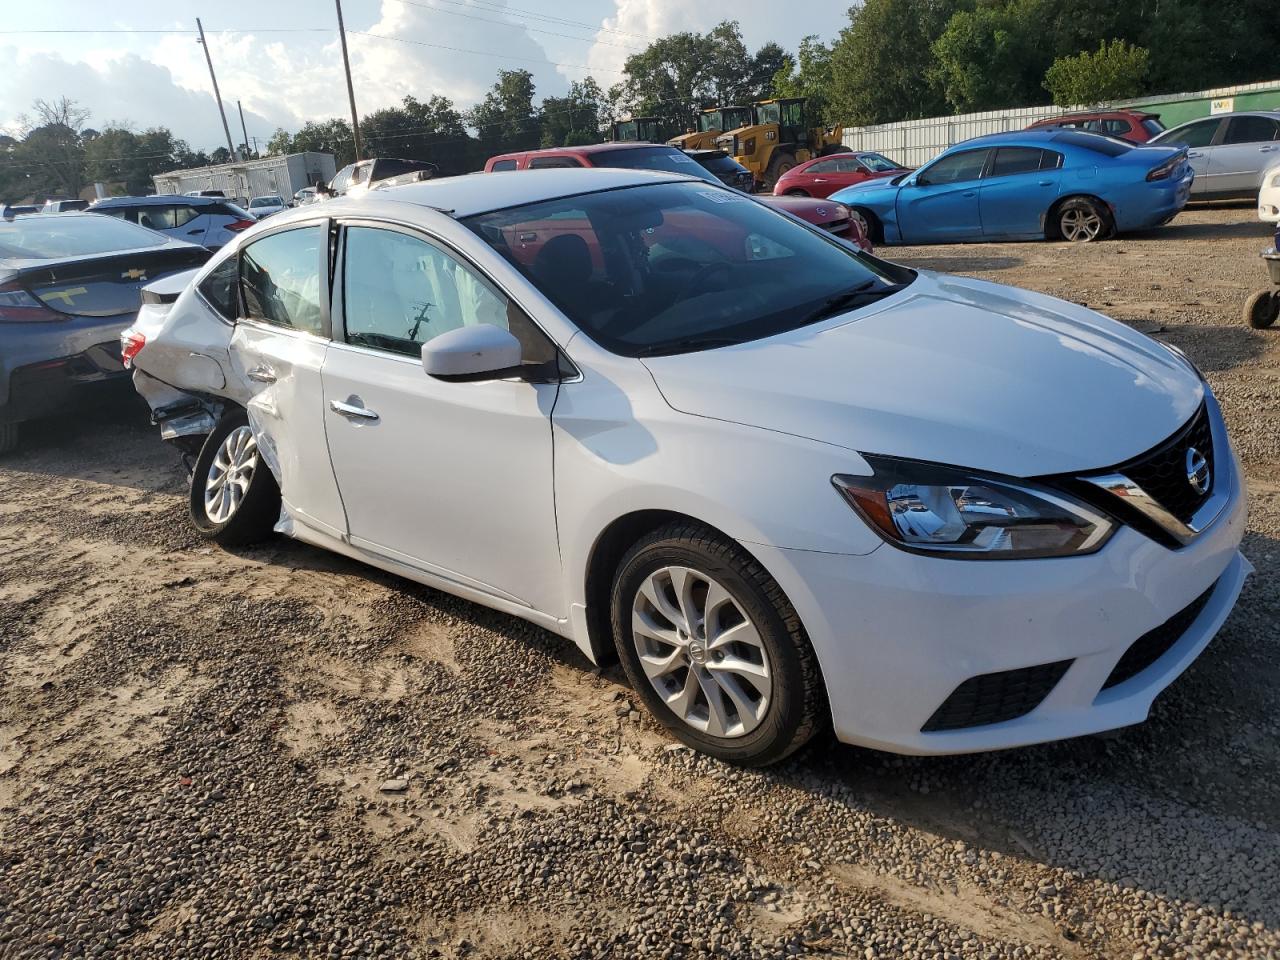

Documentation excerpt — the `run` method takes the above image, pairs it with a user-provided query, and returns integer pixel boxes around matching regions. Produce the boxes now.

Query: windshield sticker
[671,154,695,163]
[698,191,743,203]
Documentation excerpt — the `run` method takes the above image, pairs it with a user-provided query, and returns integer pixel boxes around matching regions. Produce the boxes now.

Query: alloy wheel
[630,565,772,738]
[1060,206,1103,242]
[204,425,258,524]
[848,208,870,237]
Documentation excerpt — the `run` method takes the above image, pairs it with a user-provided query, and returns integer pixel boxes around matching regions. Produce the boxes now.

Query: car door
[1159,118,1224,196]
[1211,115,1280,197]
[171,202,212,247]
[226,221,348,539]
[796,158,838,193]
[320,220,566,616]
[979,146,1062,238]
[895,148,990,242]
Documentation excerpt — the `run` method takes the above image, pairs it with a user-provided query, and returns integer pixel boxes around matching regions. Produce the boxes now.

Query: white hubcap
[204,425,257,524]
[631,566,772,738]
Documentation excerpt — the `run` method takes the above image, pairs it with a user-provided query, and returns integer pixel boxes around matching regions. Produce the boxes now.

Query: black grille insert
[1101,582,1216,690]
[922,660,1072,732]
[1119,403,1214,524]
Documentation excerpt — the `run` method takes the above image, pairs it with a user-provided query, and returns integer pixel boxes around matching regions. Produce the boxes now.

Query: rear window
[1141,118,1165,137]
[490,159,518,172]
[0,214,167,260]
[1050,131,1132,156]
[370,158,436,180]
[588,147,720,183]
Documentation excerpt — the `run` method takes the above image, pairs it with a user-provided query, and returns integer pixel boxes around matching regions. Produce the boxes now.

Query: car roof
[261,168,692,224]
[91,194,224,207]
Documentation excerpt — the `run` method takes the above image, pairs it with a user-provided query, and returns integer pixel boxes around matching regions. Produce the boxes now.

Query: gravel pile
[1,206,1277,958]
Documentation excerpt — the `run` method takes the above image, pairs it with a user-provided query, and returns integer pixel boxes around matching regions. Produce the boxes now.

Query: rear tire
[189,409,280,547]
[610,521,826,766]
[1244,289,1279,329]
[785,188,810,197]
[0,423,17,456]
[763,152,797,193]
[1053,197,1112,242]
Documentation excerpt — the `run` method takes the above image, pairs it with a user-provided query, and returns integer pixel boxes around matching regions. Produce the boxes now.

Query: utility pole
[196,19,237,161]
[237,100,252,160]
[333,0,363,160]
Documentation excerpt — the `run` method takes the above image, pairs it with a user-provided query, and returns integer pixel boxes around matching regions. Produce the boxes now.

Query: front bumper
[0,316,134,424]
[750,412,1249,755]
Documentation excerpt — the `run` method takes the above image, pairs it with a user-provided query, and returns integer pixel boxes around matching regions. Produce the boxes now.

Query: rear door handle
[246,364,276,383]
[330,398,379,422]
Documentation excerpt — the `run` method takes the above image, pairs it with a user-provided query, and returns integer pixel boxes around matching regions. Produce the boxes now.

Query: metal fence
[841,79,1280,167]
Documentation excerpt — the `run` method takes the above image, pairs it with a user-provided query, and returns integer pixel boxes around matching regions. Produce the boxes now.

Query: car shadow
[1133,217,1273,242]
[1148,322,1270,372]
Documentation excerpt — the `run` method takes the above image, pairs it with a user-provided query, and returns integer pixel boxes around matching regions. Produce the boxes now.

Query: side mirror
[421,325,524,382]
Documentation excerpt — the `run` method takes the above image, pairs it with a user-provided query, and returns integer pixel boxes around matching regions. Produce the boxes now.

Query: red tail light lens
[120,330,146,369]
[226,219,256,232]
[1147,156,1181,181]
[0,281,61,322]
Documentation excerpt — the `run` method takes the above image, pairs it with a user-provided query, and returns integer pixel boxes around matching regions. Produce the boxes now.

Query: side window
[171,205,197,227]
[528,156,581,169]
[1040,149,1064,170]
[240,226,325,335]
[919,149,989,185]
[350,163,369,185]
[490,159,518,171]
[806,159,837,174]
[988,147,1044,177]
[1223,116,1280,145]
[99,208,138,224]
[198,256,240,321]
[341,226,555,369]
[1102,119,1132,135]
[1170,119,1221,148]
[331,166,352,193]
[137,207,177,230]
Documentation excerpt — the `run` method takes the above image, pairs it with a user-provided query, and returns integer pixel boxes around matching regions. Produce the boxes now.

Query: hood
[642,272,1203,477]
[762,195,843,219]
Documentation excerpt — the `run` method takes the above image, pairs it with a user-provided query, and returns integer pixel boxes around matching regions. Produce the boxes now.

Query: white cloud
[1,0,571,152]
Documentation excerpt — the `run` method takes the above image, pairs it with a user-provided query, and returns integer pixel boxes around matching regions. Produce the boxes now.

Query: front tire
[1054,197,1111,242]
[189,409,280,546]
[1243,289,1278,329]
[610,522,826,766]
[763,152,797,193]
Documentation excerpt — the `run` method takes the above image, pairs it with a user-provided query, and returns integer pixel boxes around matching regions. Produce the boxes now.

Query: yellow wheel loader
[715,98,846,191]
[667,106,755,151]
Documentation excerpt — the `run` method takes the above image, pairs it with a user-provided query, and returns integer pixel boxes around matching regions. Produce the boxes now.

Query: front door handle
[1037,179,1053,186]
[1261,146,1277,152]
[962,191,977,197]
[330,398,379,422]
[247,364,276,383]
[1188,151,1204,158]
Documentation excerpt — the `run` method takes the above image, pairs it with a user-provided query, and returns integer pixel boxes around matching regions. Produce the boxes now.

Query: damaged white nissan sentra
[123,168,1250,766]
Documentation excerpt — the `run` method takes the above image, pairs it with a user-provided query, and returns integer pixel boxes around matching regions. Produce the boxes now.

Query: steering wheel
[679,262,733,300]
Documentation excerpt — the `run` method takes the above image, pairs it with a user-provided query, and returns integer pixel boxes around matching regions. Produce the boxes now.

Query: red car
[485,143,870,250]
[772,152,911,199]
[1026,110,1165,144]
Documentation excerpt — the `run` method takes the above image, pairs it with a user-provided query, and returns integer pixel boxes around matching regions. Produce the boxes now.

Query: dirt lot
[1,206,1278,960]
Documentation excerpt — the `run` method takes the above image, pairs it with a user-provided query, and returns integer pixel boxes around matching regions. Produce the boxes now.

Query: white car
[1258,161,1280,222]
[91,195,257,252]
[122,168,1250,765]
[248,195,287,219]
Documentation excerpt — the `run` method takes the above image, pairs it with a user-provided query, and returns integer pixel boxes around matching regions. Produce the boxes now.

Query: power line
[0,28,333,34]
[349,30,626,74]
[384,0,645,51]
[441,0,661,42]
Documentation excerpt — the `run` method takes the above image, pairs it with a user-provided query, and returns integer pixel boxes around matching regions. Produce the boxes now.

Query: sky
[0,0,848,153]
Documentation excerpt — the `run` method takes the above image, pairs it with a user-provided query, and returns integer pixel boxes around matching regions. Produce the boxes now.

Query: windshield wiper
[801,279,909,326]
[634,336,747,357]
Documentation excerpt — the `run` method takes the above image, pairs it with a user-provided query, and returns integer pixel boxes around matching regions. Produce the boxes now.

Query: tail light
[1147,155,1182,181]
[225,219,256,233]
[0,281,61,323]
[120,330,146,369]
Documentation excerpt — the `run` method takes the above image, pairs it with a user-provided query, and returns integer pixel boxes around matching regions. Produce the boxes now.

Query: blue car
[830,130,1193,244]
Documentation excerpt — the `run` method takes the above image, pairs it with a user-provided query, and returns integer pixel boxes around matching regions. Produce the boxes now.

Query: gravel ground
[1,205,1278,960]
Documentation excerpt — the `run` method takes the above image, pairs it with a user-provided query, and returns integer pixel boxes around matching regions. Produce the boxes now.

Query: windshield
[463,181,909,357]
[859,153,902,172]
[757,103,780,125]
[696,154,746,173]
[250,197,282,207]
[0,213,167,260]
[698,112,721,132]
[590,147,720,183]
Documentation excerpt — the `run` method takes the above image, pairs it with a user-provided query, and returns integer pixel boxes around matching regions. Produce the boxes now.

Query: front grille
[822,218,851,235]
[1101,582,1216,690]
[1119,403,1214,524]
[922,660,1072,732]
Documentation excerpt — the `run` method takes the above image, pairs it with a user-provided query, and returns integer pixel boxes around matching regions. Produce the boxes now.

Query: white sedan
[248,195,287,219]
[121,168,1250,765]
[1259,161,1280,222]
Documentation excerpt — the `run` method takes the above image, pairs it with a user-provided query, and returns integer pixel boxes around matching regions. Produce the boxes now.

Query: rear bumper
[1114,172,1193,232]
[0,316,134,423]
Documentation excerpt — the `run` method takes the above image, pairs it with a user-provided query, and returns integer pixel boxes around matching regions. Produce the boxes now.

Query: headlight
[1270,171,1280,188]
[833,455,1114,559]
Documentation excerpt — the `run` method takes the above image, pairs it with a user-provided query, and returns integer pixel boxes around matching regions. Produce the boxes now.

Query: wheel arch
[1045,192,1114,240]
[582,509,759,665]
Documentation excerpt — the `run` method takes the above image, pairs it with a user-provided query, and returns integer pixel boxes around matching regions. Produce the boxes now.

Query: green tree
[287,118,356,167]
[540,78,605,148]
[828,0,957,125]
[773,36,835,124]
[266,128,292,156]
[14,97,91,198]
[468,69,541,158]
[85,127,185,194]
[746,42,790,103]
[932,2,1046,112]
[1044,39,1149,106]
[363,95,474,175]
